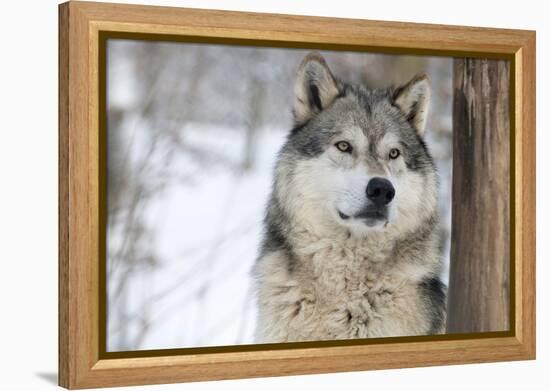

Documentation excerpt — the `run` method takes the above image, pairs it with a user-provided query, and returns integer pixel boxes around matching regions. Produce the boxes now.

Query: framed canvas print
[58,1,536,389]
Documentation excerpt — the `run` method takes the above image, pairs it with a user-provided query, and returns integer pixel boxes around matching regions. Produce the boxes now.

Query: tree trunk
[446,58,510,333]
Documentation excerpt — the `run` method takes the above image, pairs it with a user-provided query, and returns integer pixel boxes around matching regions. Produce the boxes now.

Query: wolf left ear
[293,53,340,125]
[393,74,431,136]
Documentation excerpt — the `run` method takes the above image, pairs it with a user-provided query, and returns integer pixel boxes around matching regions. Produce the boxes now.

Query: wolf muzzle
[366,177,395,206]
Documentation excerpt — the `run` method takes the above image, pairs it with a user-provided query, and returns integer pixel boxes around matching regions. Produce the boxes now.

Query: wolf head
[273,52,438,239]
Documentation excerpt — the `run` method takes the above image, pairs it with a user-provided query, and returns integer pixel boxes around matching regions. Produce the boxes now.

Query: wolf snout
[366,177,395,206]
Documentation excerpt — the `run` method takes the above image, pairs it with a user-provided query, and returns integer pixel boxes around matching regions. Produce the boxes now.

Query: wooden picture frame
[58,1,536,389]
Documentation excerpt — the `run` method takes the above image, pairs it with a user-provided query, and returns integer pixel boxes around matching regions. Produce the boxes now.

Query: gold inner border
[97,30,516,360]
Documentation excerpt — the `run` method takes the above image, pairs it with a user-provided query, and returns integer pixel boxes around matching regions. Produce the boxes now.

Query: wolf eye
[335,141,352,153]
[389,148,400,159]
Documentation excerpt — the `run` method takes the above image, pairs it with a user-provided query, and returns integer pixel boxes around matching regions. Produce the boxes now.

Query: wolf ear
[393,74,431,136]
[293,53,340,125]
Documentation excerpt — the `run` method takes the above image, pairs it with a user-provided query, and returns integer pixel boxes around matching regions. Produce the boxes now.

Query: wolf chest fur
[253,53,446,342]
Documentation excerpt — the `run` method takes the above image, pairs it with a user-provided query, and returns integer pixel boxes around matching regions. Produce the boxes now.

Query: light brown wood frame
[58,1,536,389]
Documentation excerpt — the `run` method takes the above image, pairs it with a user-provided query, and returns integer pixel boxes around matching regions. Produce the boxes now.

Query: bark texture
[447,58,510,333]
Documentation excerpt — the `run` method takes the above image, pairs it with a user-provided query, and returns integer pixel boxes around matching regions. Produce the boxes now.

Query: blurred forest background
[106,40,453,352]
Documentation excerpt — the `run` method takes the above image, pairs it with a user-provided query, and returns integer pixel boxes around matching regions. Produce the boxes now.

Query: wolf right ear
[293,53,340,125]
[393,74,431,136]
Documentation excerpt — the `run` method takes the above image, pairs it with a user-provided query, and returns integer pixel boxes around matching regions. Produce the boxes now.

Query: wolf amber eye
[335,141,352,153]
[389,148,400,159]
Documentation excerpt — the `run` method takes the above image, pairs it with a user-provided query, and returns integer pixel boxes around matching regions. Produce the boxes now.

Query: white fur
[254,231,440,342]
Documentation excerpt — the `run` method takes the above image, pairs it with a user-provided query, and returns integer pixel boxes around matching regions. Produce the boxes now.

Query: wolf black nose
[366,177,395,206]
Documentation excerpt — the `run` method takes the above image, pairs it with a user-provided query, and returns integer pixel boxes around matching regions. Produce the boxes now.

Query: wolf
[253,53,446,343]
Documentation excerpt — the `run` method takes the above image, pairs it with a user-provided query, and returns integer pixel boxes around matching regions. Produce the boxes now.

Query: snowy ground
[107,125,287,350]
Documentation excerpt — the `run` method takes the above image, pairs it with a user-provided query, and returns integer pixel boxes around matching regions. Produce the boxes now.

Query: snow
[107,125,287,350]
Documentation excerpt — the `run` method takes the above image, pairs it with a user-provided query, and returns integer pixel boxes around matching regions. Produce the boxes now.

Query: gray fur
[253,53,446,343]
